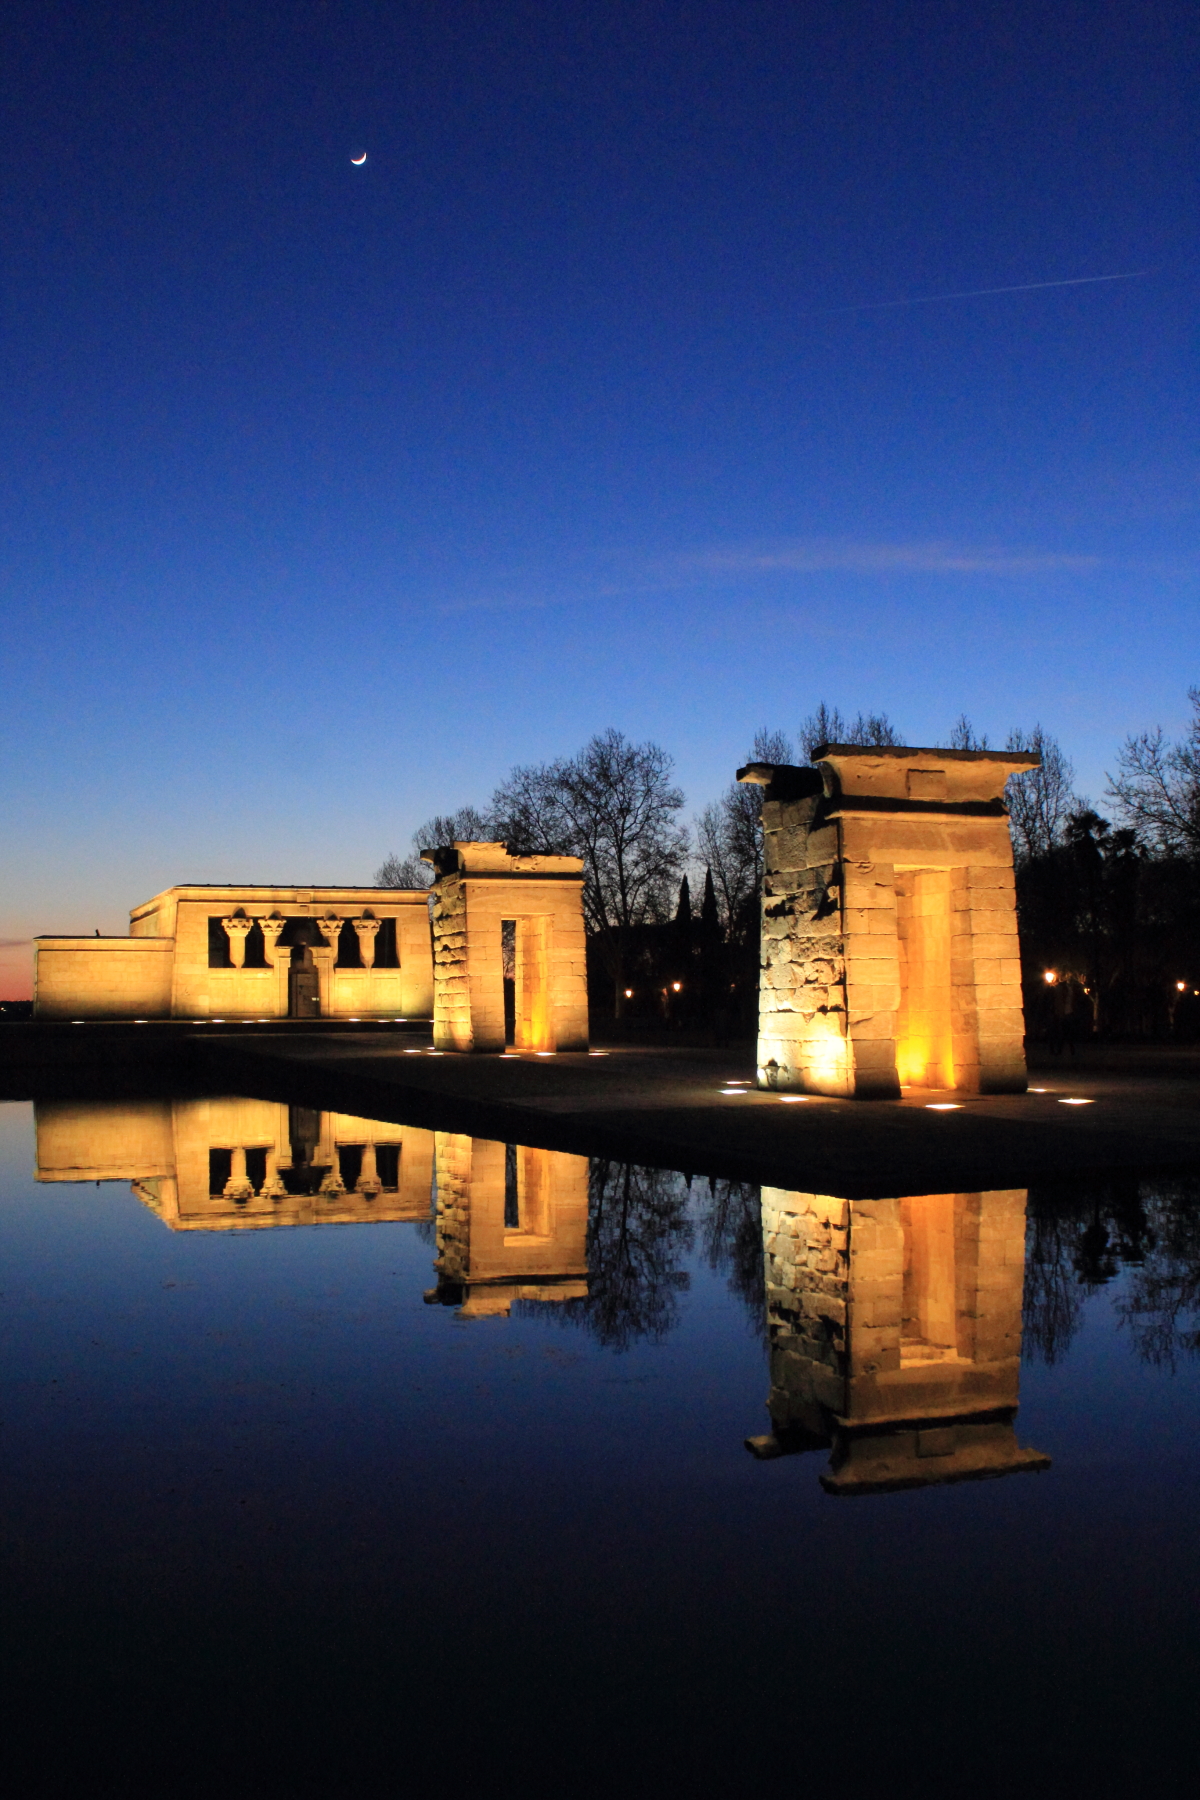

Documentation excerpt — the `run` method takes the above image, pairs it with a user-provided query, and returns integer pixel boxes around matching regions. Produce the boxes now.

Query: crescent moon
[351,151,367,165]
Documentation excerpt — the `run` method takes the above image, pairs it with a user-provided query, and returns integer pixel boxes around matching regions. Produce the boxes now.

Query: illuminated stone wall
[424,842,588,1053]
[750,1185,1049,1494]
[34,884,434,1020]
[740,746,1037,1096]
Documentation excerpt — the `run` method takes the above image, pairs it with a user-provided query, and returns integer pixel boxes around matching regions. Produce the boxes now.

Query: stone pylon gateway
[422,842,589,1054]
[738,744,1039,1097]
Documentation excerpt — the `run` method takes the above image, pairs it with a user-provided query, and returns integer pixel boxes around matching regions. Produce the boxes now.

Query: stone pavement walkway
[188,1034,1200,1197]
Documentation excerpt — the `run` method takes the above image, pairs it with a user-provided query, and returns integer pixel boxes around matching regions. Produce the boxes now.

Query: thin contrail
[836,270,1149,312]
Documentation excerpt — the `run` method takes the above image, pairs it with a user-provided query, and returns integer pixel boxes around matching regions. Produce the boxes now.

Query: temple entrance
[289,946,320,1018]
[507,916,552,1052]
[894,868,954,1088]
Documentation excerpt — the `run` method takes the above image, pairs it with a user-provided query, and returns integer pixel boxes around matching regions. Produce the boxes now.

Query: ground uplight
[926,1103,961,1111]
[1059,1097,1093,1106]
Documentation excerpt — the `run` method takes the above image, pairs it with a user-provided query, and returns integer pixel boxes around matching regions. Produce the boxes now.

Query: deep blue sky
[2,1,1197,987]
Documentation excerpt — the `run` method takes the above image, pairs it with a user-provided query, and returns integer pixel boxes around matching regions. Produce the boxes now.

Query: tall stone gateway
[738,745,1039,1097]
[422,842,589,1054]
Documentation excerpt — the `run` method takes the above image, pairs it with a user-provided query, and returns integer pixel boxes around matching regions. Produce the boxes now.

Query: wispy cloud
[0,938,31,948]
[676,540,1103,578]
[832,270,1149,313]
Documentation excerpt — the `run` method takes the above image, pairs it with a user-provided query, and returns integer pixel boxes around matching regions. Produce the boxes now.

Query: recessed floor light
[778,1095,808,1103]
[926,1103,961,1111]
[1029,1087,1048,1093]
[1059,1097,1093,1105]
[720,1088,747,1095]
[588,1051,609,1056]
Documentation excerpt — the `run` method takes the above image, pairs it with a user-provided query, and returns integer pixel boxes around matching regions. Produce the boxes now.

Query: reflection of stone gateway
[739,745,1039,1096]
[746,1185,1050,1495]
[33,885,434,1021]
[426,1133,589,1316]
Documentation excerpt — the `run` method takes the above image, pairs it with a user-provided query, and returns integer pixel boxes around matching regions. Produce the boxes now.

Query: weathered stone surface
[739,746,1036,1097]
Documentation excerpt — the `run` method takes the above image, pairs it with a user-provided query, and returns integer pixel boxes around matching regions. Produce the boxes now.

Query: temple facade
[739,744,1039,1097]
[33,884,434,1020]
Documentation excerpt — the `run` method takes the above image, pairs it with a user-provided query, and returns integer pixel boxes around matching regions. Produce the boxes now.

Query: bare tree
[1107,688,1200,858]
[1004,726,1076,863]
[694,728,794,932]
[945,714,991,750]
[375,804,496,888]
[374,852,431,888]
[798,704,902,758]
[493,729,689,1016]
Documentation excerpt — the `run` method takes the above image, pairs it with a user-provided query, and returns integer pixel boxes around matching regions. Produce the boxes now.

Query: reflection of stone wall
[761,1187,850,1437]
[35,1098,434,1231]
[741,748,1036,1096]
[750,1187,1050,1495]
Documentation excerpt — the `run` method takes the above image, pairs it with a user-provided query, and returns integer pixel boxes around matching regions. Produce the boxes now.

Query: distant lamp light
[1043,970,1058,985]
[624,988,633,998]
[671,981,682,992]
[1176,981,1187,992]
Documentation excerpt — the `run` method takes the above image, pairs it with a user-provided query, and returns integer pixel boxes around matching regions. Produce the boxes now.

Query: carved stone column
[355,1142,381,1196]
[259,1148,288,1200]
[353,915,381,969]
[259,913,286,957]
[222,1145,254,1201]
[316,913,342,955]
[221,912,254,970]
[258,913,289,1016]
[319,1147,347,1197]
[312,914,341,1015]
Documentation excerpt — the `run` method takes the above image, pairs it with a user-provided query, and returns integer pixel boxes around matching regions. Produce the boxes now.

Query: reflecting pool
[3,1095,1199,1796]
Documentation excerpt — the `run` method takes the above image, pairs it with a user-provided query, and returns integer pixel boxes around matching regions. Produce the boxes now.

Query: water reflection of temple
[35,1098,434,1229]
[747,1187,1050,1494]
[426,1134,589,1317]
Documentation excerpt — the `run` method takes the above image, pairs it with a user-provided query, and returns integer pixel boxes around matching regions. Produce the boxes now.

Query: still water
[2,1095,1199,1797]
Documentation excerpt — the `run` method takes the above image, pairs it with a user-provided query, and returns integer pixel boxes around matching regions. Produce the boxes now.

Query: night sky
[2,1,1197,991]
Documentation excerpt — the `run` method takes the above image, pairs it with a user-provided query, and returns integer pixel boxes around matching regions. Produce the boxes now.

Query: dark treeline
[514,1163,764,1350]
[1024,1176,1200,1370]
[378,690,1200,1041]
[1011,689,1200,1045]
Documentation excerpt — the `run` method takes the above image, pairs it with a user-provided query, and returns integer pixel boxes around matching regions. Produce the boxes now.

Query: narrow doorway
[502,920,516,1046]
[506,916,552,1052]
[289,945,320,1018]
[894,868,954,1088]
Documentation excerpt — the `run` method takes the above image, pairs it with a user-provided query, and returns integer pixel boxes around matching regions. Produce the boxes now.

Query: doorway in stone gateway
[512,916,553,1052]
[288,945,320,1018]
[502,920,517,1046]
[895,868,954,1089]
[900,1192,968,1366]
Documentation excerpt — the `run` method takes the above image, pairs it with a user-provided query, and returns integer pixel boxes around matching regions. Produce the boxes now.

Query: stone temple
[738,744,1038,1097]
[34,885,434,1020]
